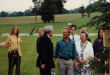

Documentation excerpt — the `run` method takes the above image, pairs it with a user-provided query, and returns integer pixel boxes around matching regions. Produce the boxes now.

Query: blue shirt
[53,38,77,59]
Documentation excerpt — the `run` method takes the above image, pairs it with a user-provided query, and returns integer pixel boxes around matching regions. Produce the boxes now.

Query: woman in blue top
[93,28,103,61]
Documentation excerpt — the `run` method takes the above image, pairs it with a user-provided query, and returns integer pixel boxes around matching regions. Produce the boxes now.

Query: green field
[0,13,98,75]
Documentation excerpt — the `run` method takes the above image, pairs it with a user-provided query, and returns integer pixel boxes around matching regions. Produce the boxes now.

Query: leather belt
[59,57,72,60]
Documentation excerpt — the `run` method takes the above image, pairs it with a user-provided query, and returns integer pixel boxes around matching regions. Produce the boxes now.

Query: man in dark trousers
[36,25,55,75]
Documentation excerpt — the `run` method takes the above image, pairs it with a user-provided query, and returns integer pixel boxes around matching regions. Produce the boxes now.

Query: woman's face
[80,33,86,42]
[70,27,76,35]
[99,29,103,38]
[14,27,18,34]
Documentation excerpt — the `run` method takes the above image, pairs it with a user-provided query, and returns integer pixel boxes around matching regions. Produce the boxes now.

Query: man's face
[63,29,70,38]
[49,30,53,37]
[38,30,44,36]
[70,27,76,35]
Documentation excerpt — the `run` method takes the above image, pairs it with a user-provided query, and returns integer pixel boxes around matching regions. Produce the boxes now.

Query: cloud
[0,0,33,12]
[0,0,100,12]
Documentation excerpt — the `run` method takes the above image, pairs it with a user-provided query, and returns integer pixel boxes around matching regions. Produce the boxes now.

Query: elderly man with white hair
[36,25,55,75]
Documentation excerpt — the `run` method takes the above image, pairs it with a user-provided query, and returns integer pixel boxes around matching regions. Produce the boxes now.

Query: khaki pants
[58,58,74,75]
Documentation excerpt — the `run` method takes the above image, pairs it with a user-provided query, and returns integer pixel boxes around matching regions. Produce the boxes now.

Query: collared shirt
[7,35,22,56]
[69,34,80,42]
[53,38,77,59]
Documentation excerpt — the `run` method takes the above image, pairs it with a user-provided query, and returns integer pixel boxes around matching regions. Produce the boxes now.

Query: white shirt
[76,41,94,67]
[69,34,80,42]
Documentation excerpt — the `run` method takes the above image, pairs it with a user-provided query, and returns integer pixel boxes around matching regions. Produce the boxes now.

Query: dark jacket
[88,38,91,42]
[93,39,103,57]
[36,33,54,68]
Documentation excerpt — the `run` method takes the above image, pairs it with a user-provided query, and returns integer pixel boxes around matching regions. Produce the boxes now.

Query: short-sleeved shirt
[53,38,77,59]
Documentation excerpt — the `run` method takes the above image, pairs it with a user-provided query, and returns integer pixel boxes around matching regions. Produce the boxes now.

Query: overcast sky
[0,0,106,12]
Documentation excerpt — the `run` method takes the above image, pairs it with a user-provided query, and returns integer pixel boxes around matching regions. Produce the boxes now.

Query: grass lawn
[0,13,98,75]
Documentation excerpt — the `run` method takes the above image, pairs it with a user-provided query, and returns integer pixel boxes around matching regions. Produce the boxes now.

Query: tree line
[0,9,35,17]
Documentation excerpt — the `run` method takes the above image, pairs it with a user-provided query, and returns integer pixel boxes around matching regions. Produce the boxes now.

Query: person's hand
[40,64,45,69]
[79,60,86,64]
[54,60,56,67]
[3,42,10,47]
[0,42,10,47]
[94,56,98,61]
[74,61,77,68]
[0,42,6,47]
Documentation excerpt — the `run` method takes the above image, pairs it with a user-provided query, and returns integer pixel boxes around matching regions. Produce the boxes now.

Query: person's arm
[77,56,83,64]
[93,39,98,56]
[36,38,40,53]
[73,42,78,59]
[54,57,57,67]
[38,38,46,69]
[53,41,59,67]
[84,56,92,63]
[0,42,9,47]
[74,58,78,68]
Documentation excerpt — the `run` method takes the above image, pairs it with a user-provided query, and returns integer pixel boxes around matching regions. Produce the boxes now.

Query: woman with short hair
[75,31,94,75]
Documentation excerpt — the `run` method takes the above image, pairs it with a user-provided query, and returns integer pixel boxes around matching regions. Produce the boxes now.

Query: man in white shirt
[68,24,80,42]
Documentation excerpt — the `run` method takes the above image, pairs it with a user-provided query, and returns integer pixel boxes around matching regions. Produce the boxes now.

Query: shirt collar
[47,34,50,38]
[62,38,71,42]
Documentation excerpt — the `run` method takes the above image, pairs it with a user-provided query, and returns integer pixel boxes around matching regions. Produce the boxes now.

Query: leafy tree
[62,8,69,14]
[10,12,18,17]
[0,11,9,17]
[70,8,80,13]
[38,0,55,23]
[24,9,35,16]
[55,0,66,14]
[85,1,107,18]
[89,47,109,74]
[17,11,23,16]
[80,5,85,19]
[86,1,110,28]
[10,11,23,17]
[33,0,66,23]
[86,0,110,74]
[86,4,93,18]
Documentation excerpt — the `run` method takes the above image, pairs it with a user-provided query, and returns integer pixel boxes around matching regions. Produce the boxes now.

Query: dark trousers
[8,53,21,75]
[39,67,51,75]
